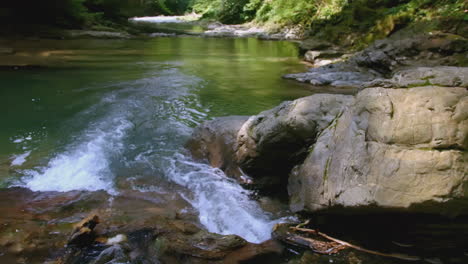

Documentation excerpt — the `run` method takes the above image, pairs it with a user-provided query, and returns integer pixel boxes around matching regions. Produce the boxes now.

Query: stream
[0,35,313,248]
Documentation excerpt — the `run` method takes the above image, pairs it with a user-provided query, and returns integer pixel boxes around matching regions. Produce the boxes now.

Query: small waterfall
[166,153,295,244]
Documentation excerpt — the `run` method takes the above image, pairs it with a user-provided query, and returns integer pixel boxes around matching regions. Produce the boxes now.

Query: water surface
[0,37,310,243]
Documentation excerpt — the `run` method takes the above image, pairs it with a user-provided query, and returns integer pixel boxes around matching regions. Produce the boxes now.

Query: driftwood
[277,221,421,261]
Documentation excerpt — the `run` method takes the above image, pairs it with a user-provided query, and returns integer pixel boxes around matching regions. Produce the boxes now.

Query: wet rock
[290,86,468,214]
[223,239,284,264]
[159,229,247,260]
[68,215,100,247]
[186,116,249,180]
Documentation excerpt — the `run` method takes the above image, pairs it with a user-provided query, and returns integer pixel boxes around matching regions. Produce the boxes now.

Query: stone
[186,116,249,180]
[286,32,468,89]
[304,50,345,62]
[284,64,379,88]
[363,66,468,88]
[236,94,354,180]
[162,230,247,260]
[352,32,468,74]
[299,38,333,52]
[289,86,468,215]
[68,215,100,247]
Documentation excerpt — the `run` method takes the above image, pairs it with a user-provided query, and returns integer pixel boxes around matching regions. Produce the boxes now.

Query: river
[0,36,314,247]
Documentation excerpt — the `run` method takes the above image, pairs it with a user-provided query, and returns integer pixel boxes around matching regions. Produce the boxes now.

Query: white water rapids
[14,63,293,244]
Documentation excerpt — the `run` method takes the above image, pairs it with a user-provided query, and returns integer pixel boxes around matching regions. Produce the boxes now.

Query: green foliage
[191,0,466,47]
[191,0,259,24]
[144,0,192,15]
[0,0,192,29]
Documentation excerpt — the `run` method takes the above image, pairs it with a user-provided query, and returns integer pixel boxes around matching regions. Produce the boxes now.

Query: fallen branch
[290,226,421,261]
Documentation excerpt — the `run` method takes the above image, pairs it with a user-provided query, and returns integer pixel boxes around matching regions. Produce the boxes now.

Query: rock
[236,94,354,182]
[186,116,249,180]
[284,64,379,88]
[202,25,267,38]
[299,38,333,52]
[90,245,130,264]
[363,66,468,88]
[161,230,247,260]
[68,215,100,247]
[352,32,468,74]
[304,50,345,62]
[304,50,350,67]
[289,86,468,214]
[223,240,284,264]
[287,32,468,89]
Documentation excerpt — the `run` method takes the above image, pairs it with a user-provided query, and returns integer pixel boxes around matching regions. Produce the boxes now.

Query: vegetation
[191,0,467,46]
[0,0,192,29]
[0,0,465,44]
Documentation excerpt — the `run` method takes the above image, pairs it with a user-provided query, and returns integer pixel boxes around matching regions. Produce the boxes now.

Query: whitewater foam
[166,154,295,244]
[23,119,132,194]
[11,151,31,166]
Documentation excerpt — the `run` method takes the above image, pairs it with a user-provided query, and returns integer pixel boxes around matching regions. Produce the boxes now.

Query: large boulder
[186,95,353,190]
[236,94,353,179]
[289,86,468,215]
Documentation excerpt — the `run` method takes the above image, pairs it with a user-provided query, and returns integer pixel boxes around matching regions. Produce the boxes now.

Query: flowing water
[0,37,311,244]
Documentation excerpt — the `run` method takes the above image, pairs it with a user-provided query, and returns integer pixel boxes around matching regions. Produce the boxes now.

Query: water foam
[166,154,295,244]
[11,151,31,166]
[23,119,132,193]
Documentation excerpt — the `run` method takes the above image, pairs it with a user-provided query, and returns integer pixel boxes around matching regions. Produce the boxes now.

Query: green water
[0,37,311,181]
[0,36,315,248]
